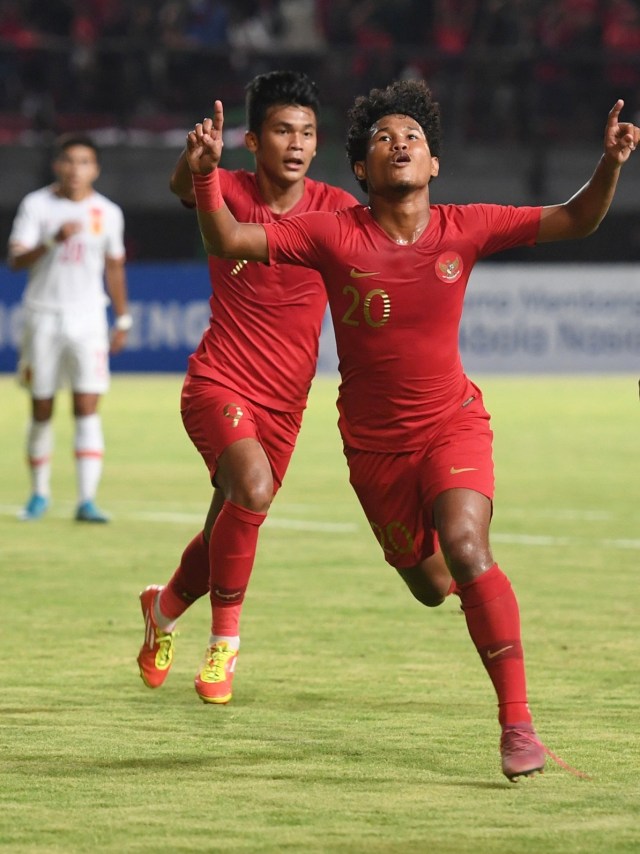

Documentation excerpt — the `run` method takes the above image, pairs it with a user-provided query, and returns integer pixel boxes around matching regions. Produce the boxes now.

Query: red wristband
[192,171,223,212]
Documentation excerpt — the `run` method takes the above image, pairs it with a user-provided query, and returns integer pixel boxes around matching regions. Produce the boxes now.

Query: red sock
[159,531,210,621]
[458,564,531,726]
[209,499,266,637]
[447,578,461,597]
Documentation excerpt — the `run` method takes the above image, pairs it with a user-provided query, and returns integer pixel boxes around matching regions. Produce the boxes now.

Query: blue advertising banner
[1,262,210,374]
[0,262,339,374]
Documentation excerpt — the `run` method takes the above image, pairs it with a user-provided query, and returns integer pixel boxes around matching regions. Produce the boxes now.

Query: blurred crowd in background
[1,0,640,145]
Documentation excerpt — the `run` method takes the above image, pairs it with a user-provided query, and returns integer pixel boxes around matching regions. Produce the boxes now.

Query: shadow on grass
[5,750,512,791]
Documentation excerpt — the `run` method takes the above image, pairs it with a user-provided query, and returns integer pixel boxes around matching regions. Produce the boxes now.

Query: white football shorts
[18,308,110,398]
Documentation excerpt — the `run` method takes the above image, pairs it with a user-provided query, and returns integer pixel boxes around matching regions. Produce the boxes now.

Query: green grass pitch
[0,372,638,853]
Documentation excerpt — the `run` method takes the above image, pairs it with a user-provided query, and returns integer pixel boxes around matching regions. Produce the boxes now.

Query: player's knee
[32,401,53,421]
[409,586,446,608]
[399,573,448,608]
[439,525,489,577]
[230,477,273,514]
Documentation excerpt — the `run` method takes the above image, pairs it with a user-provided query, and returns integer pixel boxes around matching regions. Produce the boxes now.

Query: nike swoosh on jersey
[449,466,479,475]
[350,268,380,278]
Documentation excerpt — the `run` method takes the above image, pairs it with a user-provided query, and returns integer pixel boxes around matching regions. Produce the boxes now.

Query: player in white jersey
[7,133,131,522]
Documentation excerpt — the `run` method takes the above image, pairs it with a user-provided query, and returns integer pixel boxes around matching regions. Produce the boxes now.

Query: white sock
[74,414,104,503]
[27,419,53,497]
[210,635,240,650]
[153,594,177,633]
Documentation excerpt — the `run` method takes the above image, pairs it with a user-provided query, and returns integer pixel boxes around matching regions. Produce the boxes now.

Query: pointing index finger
[212,100,224,134]
[607,99,624,127]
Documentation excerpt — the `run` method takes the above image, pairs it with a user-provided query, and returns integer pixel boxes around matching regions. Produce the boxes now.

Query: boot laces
[154,629,175,668]
[203,643,233,682]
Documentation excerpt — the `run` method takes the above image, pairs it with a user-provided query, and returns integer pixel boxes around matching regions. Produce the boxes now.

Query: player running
[183,80,639,779]
[136,71,359,704]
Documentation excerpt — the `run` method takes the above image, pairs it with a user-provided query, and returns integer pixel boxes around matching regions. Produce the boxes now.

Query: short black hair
[245,70,320,134]
[346,80,441,192]
[52,133,100,162]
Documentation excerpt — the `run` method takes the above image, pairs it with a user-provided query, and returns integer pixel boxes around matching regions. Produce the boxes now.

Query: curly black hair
[346,80,441,192]
[245,70,320,134]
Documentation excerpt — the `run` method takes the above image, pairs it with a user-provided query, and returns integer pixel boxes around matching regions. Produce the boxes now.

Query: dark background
[2,0,640,261]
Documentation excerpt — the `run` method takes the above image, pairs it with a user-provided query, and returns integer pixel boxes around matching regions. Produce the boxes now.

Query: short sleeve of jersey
[104,201,126,259]
[465,204,541,257]
[8,194,40,249]
[263,210,342,268]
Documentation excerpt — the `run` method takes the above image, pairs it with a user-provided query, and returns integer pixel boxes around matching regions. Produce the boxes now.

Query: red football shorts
[344,394,494,569]
[181,374,303,491]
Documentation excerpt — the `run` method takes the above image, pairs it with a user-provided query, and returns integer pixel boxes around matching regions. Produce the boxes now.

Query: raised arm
[186,101,269,262]
[537,100,639,243]
[169,149,195,207]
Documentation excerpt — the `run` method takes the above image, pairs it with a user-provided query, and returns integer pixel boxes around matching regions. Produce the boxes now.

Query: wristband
[192,171,223,212]
[114,313,133,332]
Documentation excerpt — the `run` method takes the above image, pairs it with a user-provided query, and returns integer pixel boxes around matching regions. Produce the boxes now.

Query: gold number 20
[341,285,391,328]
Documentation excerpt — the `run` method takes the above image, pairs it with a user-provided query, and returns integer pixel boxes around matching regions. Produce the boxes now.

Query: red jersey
[264,203,541,450]
[188,169,358,411]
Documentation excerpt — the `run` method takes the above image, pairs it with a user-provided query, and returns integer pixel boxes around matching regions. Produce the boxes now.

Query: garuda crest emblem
[435,252,463,283]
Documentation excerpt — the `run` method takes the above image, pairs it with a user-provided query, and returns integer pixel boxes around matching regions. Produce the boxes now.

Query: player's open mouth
[392,154,411,164]
[284,158,304,168]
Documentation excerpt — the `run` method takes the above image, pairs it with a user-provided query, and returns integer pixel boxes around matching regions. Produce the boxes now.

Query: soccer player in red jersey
[136,71,359,704]
[183,79,639,778]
